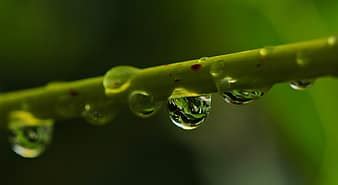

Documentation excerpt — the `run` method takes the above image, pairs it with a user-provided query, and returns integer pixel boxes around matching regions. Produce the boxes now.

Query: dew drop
[328,36,337,47]
[289,79,314,90]
[214,76,238,92]
[199,57,209,62]
[259,48,269,58]
[81,102,117,125]
[209,61,225,78]
[168,95,212,130]
[296,52,309,66]
[222,89,265,105]
[8,111,54,158]
[128,90,162,118]
[103,66,140,94]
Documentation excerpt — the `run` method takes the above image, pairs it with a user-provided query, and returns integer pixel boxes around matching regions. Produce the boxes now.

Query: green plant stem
[0,36,337,128]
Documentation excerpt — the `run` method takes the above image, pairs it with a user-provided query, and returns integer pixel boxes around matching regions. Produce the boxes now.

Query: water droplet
[82,102,117,125]
[214,76,238,92]
[296,52,309,66]
[168,95,212,130]
[328,36,337,47]
[222,89,265,105]
[103,66,140,94]
[209,61,225,78]
[259,48,269,58]
[290,79,314,90]
[8,111,54,158]
[199,57,209,62]
[128,90,162,118]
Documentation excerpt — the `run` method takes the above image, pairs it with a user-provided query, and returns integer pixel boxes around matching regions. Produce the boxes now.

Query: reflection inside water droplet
[168,95,211,130]
[222,89,265,105]
[8,111,54,158]
[129,90,162,118]
[290,80,314,90]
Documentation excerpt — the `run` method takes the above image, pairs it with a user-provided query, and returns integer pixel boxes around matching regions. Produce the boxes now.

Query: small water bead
[103,66,140,94]
[209,61,225,78]
[8,111,54,158]
[82,103,117,125]
[214,76,238,92]
[168,95,212,130]
[290,80,314,90]
[296,52,310,66]
[129,90,162,118]
[222,89,265,105]
[199,57,209,62]
[328,36,337,47]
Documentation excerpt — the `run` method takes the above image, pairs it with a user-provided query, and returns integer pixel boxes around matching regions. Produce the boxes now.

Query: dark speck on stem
[191,64,202,71]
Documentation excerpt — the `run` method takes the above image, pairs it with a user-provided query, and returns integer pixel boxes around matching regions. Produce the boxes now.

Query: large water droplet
[129,90,162,118]
[222,89,265,105]
[290,80,314,90]
[8,111,54,158]
[103,66,140,95]
[168,95,212,130]
[82,102,117,125]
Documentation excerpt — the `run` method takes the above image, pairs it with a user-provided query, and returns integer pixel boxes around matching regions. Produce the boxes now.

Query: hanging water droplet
[222,89,265,105]
[290,79,314,90]
[129,90,162,118]
[209,61,225,78]
[168,95,212,130]
[296,52,309,66]
[81,102,117,125]
[8,111,54,158]
[214,76,238,92]
[103,66,140,94]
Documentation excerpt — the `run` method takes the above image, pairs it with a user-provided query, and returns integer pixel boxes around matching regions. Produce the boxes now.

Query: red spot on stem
[69,89,79,97]
[191,64,202,71]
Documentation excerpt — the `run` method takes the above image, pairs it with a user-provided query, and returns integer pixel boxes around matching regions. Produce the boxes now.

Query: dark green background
[1,0,338,184]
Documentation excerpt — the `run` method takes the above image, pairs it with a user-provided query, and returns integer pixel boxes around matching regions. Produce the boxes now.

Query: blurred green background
[0,0,338,184]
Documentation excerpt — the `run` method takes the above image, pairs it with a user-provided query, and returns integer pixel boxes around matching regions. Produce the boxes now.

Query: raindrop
[168,95,212,130]
[222,89,265,105]
[103,66,140,94]
[8,111,54,158]
[128,90,162,118]
[82,102,117,125]
[290,79,314,90]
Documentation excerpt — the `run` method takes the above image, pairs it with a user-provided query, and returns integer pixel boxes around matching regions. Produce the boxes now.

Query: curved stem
[0,36,337,128]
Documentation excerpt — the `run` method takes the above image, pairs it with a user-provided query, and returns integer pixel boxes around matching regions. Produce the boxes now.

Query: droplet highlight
[168,95,212,130]
[290,80,314,90]
[328,36,337,47]
[8,111,54,158]
[129,90,162,118]
[82,102,117,125]
[222,89,265,105]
